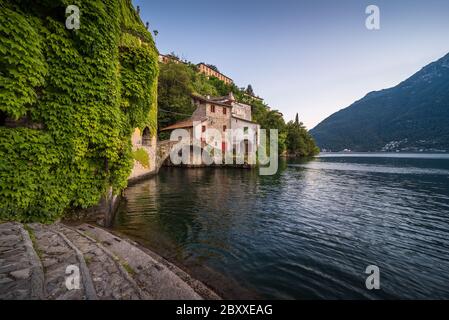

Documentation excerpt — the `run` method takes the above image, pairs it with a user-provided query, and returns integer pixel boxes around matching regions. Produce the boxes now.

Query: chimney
[228,92,235,102]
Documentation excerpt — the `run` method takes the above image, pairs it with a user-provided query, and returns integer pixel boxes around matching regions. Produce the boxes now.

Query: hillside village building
[161,92,260,164]
[197,63,233,85]
[158,53,233,85]
[158,54,183,64]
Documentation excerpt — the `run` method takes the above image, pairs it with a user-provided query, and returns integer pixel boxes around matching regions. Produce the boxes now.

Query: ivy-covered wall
[0,0,158,222]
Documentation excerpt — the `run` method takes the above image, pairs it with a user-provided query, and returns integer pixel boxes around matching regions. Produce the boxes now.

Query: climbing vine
[0,0,158,222]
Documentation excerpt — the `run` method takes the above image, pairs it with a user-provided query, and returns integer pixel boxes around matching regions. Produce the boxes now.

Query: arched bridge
[156,139,178,170]
[156,139,211,170]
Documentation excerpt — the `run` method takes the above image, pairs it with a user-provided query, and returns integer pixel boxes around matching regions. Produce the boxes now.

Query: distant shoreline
[318,152,449,159]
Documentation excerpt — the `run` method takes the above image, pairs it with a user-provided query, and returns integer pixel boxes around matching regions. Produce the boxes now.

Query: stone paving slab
[52,224,146,300]
[0,222,44,300]
[76,224,219,300]
[28,223,95,300]
[0,222,219,300]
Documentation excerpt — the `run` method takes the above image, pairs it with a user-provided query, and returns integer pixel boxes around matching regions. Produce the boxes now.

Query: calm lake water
[113,153,449,299]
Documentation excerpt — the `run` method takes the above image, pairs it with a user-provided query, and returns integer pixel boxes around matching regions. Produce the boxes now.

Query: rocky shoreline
[0,222,220,300]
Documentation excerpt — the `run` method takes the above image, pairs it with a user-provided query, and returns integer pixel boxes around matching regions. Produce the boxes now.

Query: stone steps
[52,223,146,300]
[27,223,95,300]
[74,224,217,299]
[0,222,44,299]
[0,222,217,300]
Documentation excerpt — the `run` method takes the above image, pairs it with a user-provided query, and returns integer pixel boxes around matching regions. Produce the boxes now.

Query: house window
[210,105,215,113]
[244,127,248,134]
[223,108,227,115]
[223,125,227,132]
[202,125,206,132]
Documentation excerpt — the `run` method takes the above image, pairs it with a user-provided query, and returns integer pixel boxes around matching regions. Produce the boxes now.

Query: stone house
[158,54,183,64]
[160,92,260,164]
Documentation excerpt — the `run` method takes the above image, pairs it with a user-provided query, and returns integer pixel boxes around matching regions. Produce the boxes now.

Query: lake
[113,153,449,299]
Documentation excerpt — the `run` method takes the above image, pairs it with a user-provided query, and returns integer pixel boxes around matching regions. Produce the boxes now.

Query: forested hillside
[157,60,319,157]
[311,53,449,152]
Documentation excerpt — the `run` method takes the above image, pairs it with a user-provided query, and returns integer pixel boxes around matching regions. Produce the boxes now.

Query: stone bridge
[156,139,179,170]
[128,139,182,183]
[156,139,211,170]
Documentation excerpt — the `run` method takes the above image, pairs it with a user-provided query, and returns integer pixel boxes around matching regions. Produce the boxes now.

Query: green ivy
[0,0,158,222]
[132,148,150,168]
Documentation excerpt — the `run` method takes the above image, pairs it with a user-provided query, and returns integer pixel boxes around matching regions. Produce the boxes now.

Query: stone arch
[157,140,211,169]
[142,127,151,146]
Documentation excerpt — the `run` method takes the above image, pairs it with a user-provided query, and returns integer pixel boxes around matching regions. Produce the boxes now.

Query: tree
[285,117,320,157]
[157,62,196,139]
[246,84,255,96]
[157,57,319,157]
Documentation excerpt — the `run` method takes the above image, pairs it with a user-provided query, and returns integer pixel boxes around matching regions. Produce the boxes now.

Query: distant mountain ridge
[310,52,449,152]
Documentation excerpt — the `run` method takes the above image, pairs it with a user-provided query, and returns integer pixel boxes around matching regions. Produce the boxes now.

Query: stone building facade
[158,54,183,64]
[158,54,233,85]
[197,63,233,85]
[160,93,260,164]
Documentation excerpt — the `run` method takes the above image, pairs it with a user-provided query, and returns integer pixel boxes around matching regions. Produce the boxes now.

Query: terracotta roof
[160,119,194,131]
[191,94,232,108]
[243,92,264,101]
[160,117,207,131]
[231,115,259,125]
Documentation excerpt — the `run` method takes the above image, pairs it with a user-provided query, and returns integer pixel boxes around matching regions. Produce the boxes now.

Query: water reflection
[114,155,449,299]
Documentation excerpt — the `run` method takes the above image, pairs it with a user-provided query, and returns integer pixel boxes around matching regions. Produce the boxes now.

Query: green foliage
[119,40,159,132]
[157,61,232,139]
[157,57,319,157]
[0,0,158,222]
[286,118,320,157]
[132,148,150,168]
[157,62,196,139]
[245,84,254,96]
[0,8,47,119]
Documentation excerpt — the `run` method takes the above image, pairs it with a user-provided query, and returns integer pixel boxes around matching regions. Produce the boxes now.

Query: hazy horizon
[134,0,449,129]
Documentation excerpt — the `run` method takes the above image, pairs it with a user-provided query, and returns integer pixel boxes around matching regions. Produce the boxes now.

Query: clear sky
[134,0,449,129]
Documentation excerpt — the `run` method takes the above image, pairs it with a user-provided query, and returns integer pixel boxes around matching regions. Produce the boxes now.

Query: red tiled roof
[160,117,207,131]
[160,119,194,131]
[231,115,259,125]
[191,94,232,108]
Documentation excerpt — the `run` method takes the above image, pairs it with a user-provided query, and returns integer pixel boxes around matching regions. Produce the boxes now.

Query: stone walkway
[0,222,219,300]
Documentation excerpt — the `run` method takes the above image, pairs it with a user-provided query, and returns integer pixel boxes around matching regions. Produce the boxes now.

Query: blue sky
[134,0,449,129]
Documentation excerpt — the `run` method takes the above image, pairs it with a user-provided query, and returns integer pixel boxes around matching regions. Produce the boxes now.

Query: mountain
[310,53,449,152]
